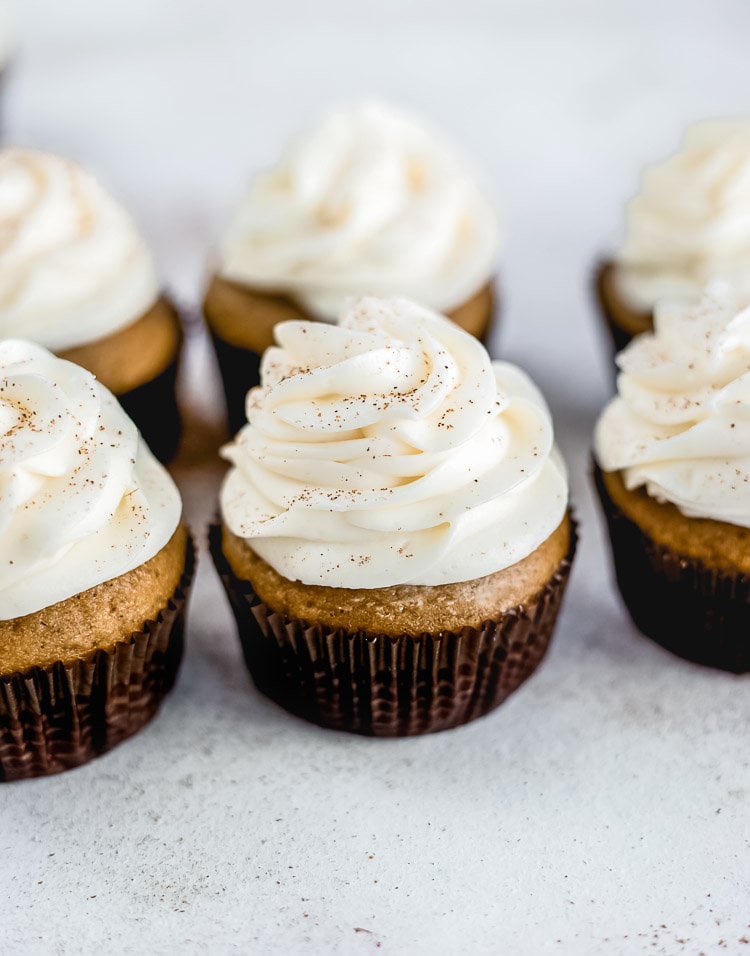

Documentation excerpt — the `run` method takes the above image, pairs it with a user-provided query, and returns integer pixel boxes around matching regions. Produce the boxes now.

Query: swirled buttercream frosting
[220,297,567,588]
[0,340,181,619]
[0,149,159,351]
[595,286,750,526]
[218,101,500,320]
[616,120,750,311]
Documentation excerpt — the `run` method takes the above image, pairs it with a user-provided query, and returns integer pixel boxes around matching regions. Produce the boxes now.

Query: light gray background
[1,2,749,953]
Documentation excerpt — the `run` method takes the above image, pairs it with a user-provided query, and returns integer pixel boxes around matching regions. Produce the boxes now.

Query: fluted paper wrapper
[210,523,576,737]
[594,464,750,673]
[0,536,195,782]
[118,354,183,464]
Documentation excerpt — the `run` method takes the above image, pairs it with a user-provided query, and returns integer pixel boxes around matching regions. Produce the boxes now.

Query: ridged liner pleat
[594,464,750,673]
[210,522,577,736]
[0,535,196,782]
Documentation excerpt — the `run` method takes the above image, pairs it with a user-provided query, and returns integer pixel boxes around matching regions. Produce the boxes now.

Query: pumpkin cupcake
[595,120,750,362]
[211,296,574,737]
[0,341,194,781]
[0,148,183,462]
[204,101,501,434]
[594,285,750,672]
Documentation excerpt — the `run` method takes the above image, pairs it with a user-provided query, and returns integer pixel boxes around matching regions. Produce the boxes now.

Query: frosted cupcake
[0,341,194,781]
[211,296,574,736]
[595,120,750,360]
[204,101,501,433]
[0,149,184,461]
[594,286,750,672]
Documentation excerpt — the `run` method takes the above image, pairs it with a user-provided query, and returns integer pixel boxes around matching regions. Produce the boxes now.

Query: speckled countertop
[1,2,749,953]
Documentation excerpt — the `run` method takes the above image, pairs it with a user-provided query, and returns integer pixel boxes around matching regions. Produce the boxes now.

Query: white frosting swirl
[220,297,567,588]
[616,120,750,311]
[0,340,181,619]
[0,149,159,351]
[219,101,500,320]
[595,286,750,526]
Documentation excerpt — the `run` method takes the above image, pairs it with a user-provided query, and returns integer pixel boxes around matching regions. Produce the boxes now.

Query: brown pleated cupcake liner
[118,354,183,464]
[0,535,196,782]
[594,464,750,673]
[210,333,262,437]
[210,521,577,737]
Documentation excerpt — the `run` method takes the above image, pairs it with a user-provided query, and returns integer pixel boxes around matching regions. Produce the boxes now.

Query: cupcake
[211,296,574,737]
[595,120,750,361]
[0,149,184,462]
[594,286,750,673]
[0,341,194,781]
[204,101,501,434]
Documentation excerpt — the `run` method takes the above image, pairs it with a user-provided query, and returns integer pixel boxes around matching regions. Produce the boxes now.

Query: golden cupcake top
[0,148,159,351]
[220,295,568,588]
[615,120,750,311]
[0,339,181,619]
[595,285,750,527]
[218,100,501,320]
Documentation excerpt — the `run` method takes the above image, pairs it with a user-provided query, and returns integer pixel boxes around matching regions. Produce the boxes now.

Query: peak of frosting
[0,340,181,619]
[0,149,159,351]
[220,297,567,588]
[218,101,500,320]
[615,119,750,311]
[595,285,750,525]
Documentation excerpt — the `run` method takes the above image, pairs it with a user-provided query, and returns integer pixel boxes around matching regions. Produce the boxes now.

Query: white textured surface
[2,3,750,954]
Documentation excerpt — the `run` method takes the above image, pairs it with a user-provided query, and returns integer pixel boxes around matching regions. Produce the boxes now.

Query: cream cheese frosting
[218,101,500,320]
[220,296,567,588]
[615,120,750,311]
[595,286,750,526]
[0,340,181,619]
[0,149,159,351]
